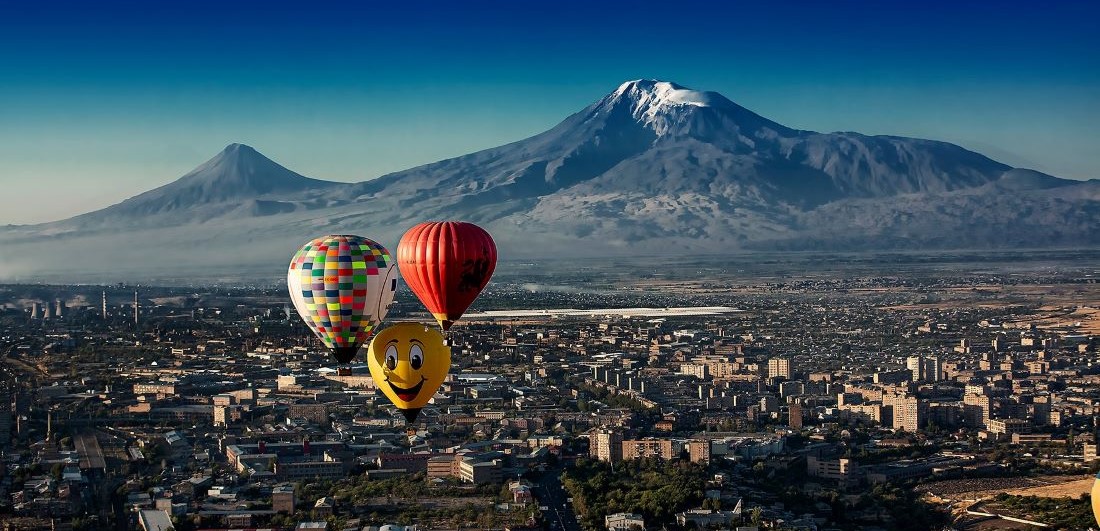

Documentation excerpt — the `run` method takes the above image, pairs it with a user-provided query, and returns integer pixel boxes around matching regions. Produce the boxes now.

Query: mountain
[0,80,1096,281]
[50,143,351,231]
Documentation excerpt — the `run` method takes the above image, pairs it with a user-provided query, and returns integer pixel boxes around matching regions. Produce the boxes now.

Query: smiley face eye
[385,345,398,370]
[410,344,424,370]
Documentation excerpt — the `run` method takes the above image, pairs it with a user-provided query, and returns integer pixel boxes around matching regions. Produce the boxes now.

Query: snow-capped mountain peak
[593,79,789,139]
[612,79,724,109]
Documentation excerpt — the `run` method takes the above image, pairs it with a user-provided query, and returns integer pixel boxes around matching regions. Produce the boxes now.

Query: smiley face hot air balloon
[366,323,451,422]
[397,221,497,331]
[287,235,399,364]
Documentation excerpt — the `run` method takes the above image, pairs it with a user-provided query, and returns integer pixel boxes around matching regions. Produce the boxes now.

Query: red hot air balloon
[397,221,497,331]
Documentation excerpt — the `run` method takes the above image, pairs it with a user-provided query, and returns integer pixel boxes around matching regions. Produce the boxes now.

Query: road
[535,466,583,531]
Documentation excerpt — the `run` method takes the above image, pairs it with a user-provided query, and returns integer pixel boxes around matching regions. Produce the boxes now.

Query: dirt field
[1005,476,1093,498]
[1006,306,1100,335]
[923,474,1093,500]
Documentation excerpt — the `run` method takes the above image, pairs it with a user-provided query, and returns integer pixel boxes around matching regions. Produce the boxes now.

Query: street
[535,466,583,531]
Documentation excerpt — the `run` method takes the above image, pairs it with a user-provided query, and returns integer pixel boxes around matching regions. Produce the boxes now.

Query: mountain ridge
[0,79,1096,280]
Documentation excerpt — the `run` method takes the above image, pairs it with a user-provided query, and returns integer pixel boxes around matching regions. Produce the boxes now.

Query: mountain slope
[0,80,1095,280]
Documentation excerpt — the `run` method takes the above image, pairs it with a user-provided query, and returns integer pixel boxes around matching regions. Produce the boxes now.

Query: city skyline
[2,0,1098,224]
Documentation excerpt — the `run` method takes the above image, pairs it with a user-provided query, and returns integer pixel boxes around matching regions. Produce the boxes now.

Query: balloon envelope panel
[397,221,496,330]
[287,235,398,360]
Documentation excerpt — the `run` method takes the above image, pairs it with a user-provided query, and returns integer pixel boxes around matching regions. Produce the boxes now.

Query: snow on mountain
[0,80,1096,280]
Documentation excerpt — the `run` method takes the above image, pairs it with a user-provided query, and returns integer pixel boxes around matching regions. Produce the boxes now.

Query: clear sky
[1,0,1097,224]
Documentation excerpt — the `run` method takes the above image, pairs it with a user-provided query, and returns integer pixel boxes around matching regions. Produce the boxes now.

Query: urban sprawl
[0,261,1097,531]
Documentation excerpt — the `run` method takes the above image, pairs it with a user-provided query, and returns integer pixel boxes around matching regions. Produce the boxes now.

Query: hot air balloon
[287,235,399,363]
[397,221,496,331]
[366,323,451,422]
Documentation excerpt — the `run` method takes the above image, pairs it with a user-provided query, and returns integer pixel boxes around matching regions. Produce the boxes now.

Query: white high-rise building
[906,356,924,382]
[906,355,944,383]
[768,357,792,379]
[923,356,943,382]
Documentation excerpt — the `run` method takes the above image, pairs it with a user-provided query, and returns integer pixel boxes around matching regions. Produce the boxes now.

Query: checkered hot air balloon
[287,235,399,363]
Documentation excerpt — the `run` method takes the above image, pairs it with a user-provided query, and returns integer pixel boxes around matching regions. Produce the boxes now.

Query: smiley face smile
[387,376,426,402]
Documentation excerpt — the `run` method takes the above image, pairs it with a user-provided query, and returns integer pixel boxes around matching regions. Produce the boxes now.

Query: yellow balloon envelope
[367,323,451,422]
[1092,470,1100,527]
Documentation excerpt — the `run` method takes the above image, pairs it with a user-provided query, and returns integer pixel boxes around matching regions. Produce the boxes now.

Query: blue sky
[1,0,1097,223]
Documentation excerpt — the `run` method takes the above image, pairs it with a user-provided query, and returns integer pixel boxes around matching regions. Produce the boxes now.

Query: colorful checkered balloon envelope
[287,235,399,363]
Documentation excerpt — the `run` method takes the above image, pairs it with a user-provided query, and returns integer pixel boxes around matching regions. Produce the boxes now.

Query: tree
[750,507,763,527]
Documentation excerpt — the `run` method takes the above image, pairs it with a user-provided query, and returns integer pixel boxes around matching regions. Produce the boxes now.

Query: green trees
[992,493,1094,530]
[562,457,706,529]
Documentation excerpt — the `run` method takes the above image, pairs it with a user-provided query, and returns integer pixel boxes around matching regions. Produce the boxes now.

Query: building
[376,452,434,473]
[687,440,711,464]
[839,403,883,426]
[313,497,334,518]
[605,512,645,531]
[988,418,1030,437]
[138,509,174,531]
[768,357,792,379]
[887,395,926,432]
[963,393,991,428]
[874,369,911,385]
[591,429,623,463]
[288,403,330,425]
[1084,444,1098,462]
[675,508,742,528]
[788,403,803,429]
[779,380,804,398]
[275,460,345,480]
[213,405,244,427]
[1012,433,1052,444]
[459,457,502,484]
[680,363,710,379]
[273,484,296,513]
[906,356,924,382]
[428,454,462,479]
[923,356,943,382]
[622,438,674,460]
[807,456,858,483]
[133,383,176,395]
[510,480,534,504]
